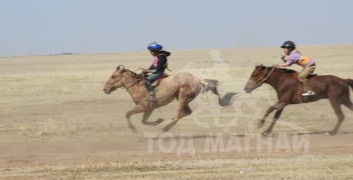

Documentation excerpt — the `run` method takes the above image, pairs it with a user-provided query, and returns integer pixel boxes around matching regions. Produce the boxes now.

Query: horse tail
[201,79,237,107]
[346,79,353,91]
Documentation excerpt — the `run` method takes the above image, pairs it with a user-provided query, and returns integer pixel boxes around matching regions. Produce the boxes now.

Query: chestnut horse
[244,65,353,136]
[103,65,236,132]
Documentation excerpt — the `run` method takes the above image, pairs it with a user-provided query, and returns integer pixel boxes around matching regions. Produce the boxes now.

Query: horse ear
[255,63,263,67]
[260,64,266,70]
[116,65,125,71]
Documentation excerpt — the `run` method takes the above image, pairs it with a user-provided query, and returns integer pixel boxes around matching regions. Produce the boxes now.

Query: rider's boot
[301,79,316,96]
[144,80,157,102]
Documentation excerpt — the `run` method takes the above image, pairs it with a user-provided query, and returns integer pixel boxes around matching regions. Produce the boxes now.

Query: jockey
[142,42,171,101]
[274,41,316,96]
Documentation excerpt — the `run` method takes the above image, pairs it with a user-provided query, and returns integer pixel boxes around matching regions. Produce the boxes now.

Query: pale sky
[1,0,353,57]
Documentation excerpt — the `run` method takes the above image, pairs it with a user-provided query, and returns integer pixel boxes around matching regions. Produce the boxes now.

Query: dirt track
[1,45,353,179]
[1,133,353,167]
[1,133,353,179]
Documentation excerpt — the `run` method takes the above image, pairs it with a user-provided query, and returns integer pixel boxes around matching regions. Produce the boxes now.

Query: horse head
[244,64,267,93]
[103,65,127,94]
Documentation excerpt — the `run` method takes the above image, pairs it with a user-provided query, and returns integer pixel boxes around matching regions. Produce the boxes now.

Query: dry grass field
[1,45,353,179]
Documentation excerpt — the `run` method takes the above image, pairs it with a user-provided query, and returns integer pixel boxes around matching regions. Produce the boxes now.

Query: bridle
[107,72,142,90]
[253,66,276,86]
[124,79,141,89]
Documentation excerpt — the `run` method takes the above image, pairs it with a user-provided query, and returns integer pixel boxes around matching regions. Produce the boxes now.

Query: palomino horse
[244,65,353,136]
[103,65,236,132]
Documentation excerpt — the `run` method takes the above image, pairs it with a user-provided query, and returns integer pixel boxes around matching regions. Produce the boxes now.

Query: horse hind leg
[161,86,196,132]
[180,104,192,117]
[342,98,353,111]
[162,103,192,132]
[329,98,345,135]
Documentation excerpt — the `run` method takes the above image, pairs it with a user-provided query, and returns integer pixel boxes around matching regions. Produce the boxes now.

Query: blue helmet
[147,42,163,51]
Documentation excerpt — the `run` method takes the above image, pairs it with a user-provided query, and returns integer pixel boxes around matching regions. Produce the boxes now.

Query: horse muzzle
[244,88,252,94]
[103,88,111,94]
[244,83,261,94]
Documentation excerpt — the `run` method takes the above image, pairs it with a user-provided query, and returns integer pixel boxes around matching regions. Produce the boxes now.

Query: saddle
[151,74,169,87]
[308,74,318,79]
[294,73,318,82]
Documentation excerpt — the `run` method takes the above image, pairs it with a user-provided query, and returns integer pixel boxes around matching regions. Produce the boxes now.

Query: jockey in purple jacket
[274,41,317,96]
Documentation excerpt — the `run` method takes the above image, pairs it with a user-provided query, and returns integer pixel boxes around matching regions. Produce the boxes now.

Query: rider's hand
[142,69,149,74]
[281,56,287,63]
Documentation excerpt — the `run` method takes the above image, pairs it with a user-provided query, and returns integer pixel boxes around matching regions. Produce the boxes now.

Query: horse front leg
[125,106,145,133]
[258,101,287,128]
[141,109,165,126]
[262,107,285,136]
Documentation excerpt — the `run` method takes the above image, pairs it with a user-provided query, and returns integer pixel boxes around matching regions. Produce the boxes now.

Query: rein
[107,71,143,90]
[124,70,146,89]
[254,66,276,86]
[124,78,142,89]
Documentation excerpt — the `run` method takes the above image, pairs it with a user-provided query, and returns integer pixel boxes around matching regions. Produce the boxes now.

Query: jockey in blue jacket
[142,42,171,101]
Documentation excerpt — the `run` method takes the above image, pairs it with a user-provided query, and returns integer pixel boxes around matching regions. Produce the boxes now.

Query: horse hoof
[129,125,137,133]
[329,131,337,136]
[155,118,164,125]
[156,130,165,137]
[261,131,270,137]
[162,126,170,132]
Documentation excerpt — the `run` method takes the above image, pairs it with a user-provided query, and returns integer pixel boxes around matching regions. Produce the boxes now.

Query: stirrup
[301,90,316,97]
[147,95,157,102]
[146,91,157,102]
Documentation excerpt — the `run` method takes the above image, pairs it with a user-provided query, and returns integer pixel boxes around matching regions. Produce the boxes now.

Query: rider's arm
[275,58,292,67]
[274,54,297,67]
[275,63,290,67]
[147,64,155,72]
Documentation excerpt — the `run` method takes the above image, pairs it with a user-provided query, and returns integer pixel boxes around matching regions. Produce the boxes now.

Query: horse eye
[251,73,259,77]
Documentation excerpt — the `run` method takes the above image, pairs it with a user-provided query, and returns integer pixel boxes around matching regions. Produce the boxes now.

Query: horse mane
[274,68,297,74]
[122,69,143,79]
[264,66,297,74]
